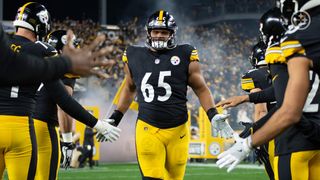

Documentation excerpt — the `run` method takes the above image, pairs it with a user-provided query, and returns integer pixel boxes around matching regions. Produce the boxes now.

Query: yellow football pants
[136,120,190,180]
[0,115,37,180]
[274,150,320,180]
[34,119,61,180]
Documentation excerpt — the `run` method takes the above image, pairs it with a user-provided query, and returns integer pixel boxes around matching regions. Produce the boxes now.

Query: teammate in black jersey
[217,2,320,179]
[97,10,232,180]
[0,3,120,180]
[240,41,275,180]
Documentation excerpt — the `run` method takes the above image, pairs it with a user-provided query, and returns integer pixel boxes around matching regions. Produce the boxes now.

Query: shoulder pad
[35,41,58,57]
[179,44,199,62]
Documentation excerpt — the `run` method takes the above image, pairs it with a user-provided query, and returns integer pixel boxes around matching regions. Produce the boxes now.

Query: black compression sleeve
[0,24,71,84]
[44,80,97,127]
[110,110,124,126]
[249,86,276,104]
[206,108,218,122]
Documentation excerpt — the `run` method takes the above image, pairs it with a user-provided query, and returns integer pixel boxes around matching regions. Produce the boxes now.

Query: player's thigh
[274,150,318,180]
[165,123,190,180]
[3,116,37,180]
[34,120,60,180]
[309,151,320,180]
[136,120,166,179]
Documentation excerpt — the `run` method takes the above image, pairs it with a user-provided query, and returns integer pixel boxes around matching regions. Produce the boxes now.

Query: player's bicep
[188,61,206,92]
[124,63,136,92]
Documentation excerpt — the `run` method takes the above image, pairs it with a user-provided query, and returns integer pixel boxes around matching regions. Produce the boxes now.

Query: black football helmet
[249,41,267,68]
[13,2,51,40]
[145,10,178,50]
[259,8,287,45]
[46,30,79,53]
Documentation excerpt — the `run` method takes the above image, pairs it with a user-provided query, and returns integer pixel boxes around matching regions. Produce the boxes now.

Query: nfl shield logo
[170,56,180,65]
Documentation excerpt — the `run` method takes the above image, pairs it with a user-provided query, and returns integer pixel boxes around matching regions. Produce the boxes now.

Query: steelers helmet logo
[170,56,180,65]
[61,35,67,45]
[291,11,311,30]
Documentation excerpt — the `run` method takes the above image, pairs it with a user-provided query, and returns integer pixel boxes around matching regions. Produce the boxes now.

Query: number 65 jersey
[123,44,199,128]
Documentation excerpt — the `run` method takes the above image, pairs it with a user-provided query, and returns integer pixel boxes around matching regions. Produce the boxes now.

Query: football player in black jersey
[97,10,232,180]
[240,41,275,180]
[47,30,80,170]
[217,2,320,179]
[0,3,121,180]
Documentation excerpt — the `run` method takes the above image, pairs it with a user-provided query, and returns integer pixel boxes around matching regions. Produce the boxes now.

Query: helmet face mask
[13,2,51,41]
[149,29,172,50]
[145,10,178,50]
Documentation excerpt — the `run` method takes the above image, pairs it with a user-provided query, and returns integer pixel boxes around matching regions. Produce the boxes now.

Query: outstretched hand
[215,95,249,108]
[62,30,115,76]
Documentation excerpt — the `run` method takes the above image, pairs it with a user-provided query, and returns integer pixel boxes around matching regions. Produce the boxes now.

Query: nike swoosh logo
[180,134,186,139]
[272,74,278,82]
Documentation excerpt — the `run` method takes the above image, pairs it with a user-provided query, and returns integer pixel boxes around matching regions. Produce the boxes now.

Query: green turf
[2,163,268,179]
[56,163,268,180]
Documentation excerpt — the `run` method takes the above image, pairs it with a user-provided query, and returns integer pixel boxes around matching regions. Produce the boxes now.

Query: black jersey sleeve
[43,80,98,127]
[280,17,320,74]
[249,86,276,103]
[241,69,258,92]
[183,44,199,62]
[0,24,71,84]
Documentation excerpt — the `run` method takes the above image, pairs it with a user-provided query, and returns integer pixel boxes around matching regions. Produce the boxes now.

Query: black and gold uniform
[0,35,57,180]
[264,9,320,178]
[241,67,274,110]
[124,45,196,128]
[32,73,78,180]
[123,44,198,179]
[241,66,275,180]
[0,24,72,85]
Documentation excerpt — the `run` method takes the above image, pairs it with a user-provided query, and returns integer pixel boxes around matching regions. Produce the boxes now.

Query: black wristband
[206,108,218,121]
[110,110,124,126]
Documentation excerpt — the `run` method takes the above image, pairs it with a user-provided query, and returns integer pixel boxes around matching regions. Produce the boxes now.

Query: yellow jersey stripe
[280,40,301,47]
[280,40,306,58]
[265,46,286,64]
[64,73,80,79]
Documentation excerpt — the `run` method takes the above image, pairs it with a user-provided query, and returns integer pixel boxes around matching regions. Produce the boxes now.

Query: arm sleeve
[0,24,71,84]
[44,80,97,127]
[249,86,276,103]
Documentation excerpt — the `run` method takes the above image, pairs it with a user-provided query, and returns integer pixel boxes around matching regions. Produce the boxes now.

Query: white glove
[60,132,75,169]
[94,119,121,142]
[211,114,234,138]
[216,134,253,172]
